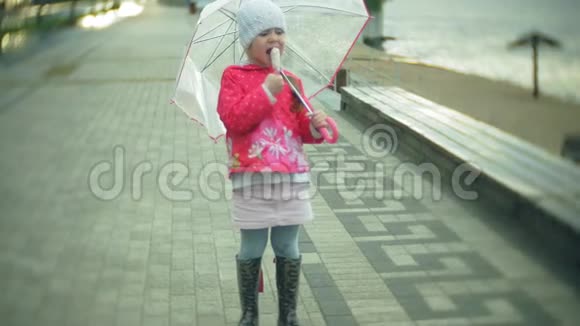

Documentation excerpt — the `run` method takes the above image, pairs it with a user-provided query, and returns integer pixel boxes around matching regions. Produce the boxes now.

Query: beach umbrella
[509,31,562,98]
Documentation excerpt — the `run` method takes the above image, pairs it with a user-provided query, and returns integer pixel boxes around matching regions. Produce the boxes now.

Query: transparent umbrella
[172,0,370,141]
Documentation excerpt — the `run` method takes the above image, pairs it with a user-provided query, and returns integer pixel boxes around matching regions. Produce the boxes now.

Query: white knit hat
[237,0,287,49]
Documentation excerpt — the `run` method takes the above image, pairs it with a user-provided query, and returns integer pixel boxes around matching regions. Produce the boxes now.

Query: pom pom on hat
[237,0,287,49]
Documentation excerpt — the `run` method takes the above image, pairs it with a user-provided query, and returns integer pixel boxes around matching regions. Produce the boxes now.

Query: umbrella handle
[317,117,339,144]
[278,69,338,143]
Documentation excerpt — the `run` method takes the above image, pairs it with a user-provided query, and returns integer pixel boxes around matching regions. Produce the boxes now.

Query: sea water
[383,0,580,104]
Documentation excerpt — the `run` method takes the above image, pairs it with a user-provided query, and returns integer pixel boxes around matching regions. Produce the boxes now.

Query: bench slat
[381,90,580,194]
[352,87,580,197]
[384,89,580,197]
[390,87,580,180]
[346,89,546,198]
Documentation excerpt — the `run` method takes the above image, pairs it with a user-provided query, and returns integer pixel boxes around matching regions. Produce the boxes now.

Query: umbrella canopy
[172,0,370,140]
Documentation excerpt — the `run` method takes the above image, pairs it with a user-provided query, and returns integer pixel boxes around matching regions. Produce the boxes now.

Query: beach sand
[344,45,580,156]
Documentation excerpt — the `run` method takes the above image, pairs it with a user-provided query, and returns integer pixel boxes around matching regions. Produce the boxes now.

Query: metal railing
[0,0,119,54]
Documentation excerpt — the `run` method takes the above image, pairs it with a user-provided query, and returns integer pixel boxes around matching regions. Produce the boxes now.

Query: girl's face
[247,28,286,67]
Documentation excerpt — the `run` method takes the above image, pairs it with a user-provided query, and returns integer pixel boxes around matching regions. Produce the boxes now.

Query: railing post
[0,1,5,55]
[335,68,349,93]
[36,2,45,26]
[69,0,78,25]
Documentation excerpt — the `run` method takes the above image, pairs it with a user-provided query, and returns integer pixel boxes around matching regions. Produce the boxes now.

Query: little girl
[216,0,330,325]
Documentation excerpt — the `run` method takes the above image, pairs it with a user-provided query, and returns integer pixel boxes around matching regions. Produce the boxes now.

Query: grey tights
[238,225,300,259]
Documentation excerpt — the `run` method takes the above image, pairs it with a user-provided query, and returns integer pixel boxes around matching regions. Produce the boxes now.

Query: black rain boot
[237,255,262,326]
[276,256,302,326]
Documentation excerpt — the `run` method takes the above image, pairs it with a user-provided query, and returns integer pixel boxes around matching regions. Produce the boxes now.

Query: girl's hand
[264,73,284,96]
[311,110,329,129]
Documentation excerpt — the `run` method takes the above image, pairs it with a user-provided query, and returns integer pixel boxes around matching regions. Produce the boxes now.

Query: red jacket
[217,64,323,174]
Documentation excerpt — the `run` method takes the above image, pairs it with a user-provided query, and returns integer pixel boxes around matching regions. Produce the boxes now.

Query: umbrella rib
[193,31,238,45]
[227,10,237,64]
[192,7,239,44]
[280,5,368,17]
[202,38,238,72]
[285,44,331,84]
[202,19,236,71]
[210,8,239,62]
[218,7,237,20]
[238,49,245,63]
[193,19,233,44]
[174,22,201,96]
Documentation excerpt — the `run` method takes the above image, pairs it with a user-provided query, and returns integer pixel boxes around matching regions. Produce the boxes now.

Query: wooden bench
[340,86,580,254]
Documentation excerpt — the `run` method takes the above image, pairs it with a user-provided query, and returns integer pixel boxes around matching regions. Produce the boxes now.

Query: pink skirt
[231,183,314,230]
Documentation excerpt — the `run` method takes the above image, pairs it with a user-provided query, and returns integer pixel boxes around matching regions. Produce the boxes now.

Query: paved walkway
[0,3,578,326]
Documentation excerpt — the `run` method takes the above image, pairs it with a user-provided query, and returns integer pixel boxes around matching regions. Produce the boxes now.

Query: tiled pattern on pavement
[301,113,578,325]
[1,3,579,326]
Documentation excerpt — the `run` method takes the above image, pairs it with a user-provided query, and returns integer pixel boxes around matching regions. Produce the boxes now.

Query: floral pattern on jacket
[217,64,322,175]
[247,119,308,167]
